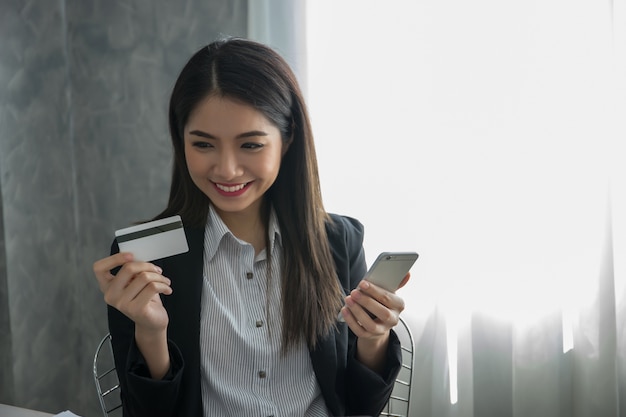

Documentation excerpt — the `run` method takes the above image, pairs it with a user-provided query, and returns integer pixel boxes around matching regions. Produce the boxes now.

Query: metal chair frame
[93,318,413,417]
[93,333,122,417]
[379,316,414,417]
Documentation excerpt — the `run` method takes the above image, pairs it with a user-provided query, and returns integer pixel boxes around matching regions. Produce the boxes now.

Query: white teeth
[216,183,246,192]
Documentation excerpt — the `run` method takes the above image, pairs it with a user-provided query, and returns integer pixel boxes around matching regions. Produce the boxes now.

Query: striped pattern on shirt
[199,206,332,417]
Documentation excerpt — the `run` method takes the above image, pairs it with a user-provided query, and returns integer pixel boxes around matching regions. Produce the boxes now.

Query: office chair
[379,316,414,417]
[93,319,414,417]
[93,333,122,417]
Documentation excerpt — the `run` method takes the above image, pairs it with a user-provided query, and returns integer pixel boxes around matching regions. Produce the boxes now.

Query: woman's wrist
[135,327,170,379]
[356,331,390,374]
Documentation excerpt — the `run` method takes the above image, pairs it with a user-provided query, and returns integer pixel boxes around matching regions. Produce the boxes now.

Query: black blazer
[107,214,402,417]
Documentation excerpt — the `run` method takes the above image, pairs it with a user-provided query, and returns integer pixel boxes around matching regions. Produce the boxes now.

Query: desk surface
[0,404,54,417]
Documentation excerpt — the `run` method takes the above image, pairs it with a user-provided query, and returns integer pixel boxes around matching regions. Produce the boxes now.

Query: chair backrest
[93,322,414,417]
[379,316,414,417]
[93,333,122,417]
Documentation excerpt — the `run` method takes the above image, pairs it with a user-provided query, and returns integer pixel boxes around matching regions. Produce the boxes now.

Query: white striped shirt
[199,205,332,417]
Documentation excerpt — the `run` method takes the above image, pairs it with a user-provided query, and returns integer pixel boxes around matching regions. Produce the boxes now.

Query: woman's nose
[213,149,242,179]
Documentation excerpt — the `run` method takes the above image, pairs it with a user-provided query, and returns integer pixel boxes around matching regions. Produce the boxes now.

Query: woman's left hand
[340,273,410,372]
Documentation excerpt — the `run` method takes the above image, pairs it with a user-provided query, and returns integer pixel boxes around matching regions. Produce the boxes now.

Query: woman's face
[184,95,287,221]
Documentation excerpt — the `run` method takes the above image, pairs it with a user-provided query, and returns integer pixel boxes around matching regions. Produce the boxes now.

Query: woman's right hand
[93,252,172,333]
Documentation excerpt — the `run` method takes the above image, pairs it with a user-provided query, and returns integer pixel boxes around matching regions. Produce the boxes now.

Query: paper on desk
[54,411,82,417]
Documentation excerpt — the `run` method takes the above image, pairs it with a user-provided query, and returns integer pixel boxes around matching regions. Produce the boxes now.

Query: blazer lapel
[162,226,205,365]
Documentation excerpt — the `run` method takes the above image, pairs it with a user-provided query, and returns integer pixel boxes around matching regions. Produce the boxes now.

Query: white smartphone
[364,251,419,292]
[338,251,418,321]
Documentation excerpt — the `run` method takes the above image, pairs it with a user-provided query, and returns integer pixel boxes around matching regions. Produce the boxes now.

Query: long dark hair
[157,38,343,351]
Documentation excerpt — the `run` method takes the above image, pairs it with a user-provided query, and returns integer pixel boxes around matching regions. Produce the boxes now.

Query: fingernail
[337,310,346,322]
[155,266,163,274]
[359,280,370,290]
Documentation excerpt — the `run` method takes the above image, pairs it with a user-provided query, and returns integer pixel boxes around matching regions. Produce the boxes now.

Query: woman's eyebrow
[236,130,268,139]
[188,130,216,139]
[188,130,268,139]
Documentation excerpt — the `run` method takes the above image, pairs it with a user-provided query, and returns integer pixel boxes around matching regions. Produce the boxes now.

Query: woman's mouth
[213,182,251,196]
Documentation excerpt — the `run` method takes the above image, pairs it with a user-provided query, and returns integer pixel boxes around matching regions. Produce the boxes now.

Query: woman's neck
[215,206,266,254]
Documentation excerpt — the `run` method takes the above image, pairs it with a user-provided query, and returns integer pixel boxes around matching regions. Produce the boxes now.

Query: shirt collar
[204,204,282,262]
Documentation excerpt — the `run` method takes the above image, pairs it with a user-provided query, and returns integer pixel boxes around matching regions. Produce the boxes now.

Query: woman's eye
[242,143,264,150]
[192,141,213,149]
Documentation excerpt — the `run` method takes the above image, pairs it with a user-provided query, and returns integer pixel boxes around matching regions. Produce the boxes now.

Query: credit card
[114,215,189,262]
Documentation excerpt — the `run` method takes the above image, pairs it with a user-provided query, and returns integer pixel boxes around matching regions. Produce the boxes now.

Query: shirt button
[259,371,266,378]
[246,272,253,280]
[256,320,264,328]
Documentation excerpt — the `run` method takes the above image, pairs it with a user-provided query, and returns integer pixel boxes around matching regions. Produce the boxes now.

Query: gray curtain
[247,0,308,94]
[0,1,246,415]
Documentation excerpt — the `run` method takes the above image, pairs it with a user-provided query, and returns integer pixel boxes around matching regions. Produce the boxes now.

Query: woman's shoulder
[326,213,365,244]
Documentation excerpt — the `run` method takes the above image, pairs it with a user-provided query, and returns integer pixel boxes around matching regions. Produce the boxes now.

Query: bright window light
[307,0,620,405]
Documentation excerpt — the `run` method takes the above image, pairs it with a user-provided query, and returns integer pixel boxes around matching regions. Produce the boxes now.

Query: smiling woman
[183,96,287,234]
[92,37,407,417]
[306,0,626,416]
